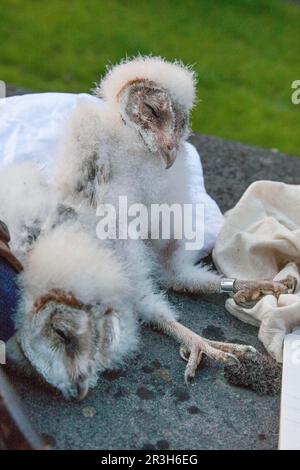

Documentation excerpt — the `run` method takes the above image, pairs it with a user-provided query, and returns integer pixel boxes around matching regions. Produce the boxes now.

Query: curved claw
[179,343,241,383]
[243,346,258,358]
[223,353,240,366]
[179,345,190,362]
[184,347,204,383]
[279,275,297,294]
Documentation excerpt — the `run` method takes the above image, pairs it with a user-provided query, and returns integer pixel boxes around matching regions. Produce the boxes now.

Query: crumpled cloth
[0,92,223,259]
[213,180,300,362]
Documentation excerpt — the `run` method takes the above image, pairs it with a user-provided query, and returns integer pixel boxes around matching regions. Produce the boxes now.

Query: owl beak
[159,143,177,170]
[157,130,178,169]
[161,150,176,169]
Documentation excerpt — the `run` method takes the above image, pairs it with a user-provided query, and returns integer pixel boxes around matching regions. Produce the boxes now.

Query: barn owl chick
[14,222,138,400]
[0,163,138,400]
[99,56,194,163]
[13,220,257,398]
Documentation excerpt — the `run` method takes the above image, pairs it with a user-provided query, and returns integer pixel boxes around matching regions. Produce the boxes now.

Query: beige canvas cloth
[213,180,300,362]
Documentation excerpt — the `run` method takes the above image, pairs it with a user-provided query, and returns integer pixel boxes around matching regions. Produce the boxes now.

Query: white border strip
[279,328,300,449]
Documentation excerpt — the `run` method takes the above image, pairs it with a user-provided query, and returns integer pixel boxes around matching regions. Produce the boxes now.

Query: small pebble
[154,368,172,382]
[82,406,96,418]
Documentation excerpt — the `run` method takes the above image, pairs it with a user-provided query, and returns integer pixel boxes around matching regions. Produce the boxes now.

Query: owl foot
[232,276,297,308]
[179,337,256,382]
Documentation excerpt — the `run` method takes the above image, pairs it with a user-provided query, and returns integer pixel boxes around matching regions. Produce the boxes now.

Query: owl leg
[163,261,296,307]
[156,319,256,382]
[162,245,296,304]
[138,292,256,382]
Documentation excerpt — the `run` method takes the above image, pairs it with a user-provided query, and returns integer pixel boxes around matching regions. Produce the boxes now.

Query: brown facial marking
[173,103,188,138]
[117,78,147,101]
[33,289,88,314]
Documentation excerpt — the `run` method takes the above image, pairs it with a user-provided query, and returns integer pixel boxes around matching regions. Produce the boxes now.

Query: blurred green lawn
[0,0,299,155]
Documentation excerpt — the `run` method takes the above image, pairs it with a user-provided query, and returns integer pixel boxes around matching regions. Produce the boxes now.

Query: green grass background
[0,0,299,155]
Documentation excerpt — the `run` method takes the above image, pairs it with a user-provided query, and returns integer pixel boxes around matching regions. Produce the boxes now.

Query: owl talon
[178,336,252,382]
[232,278,294,308]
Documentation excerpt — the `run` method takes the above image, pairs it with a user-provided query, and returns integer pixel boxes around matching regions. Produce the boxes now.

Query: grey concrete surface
[4,88,300,450]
